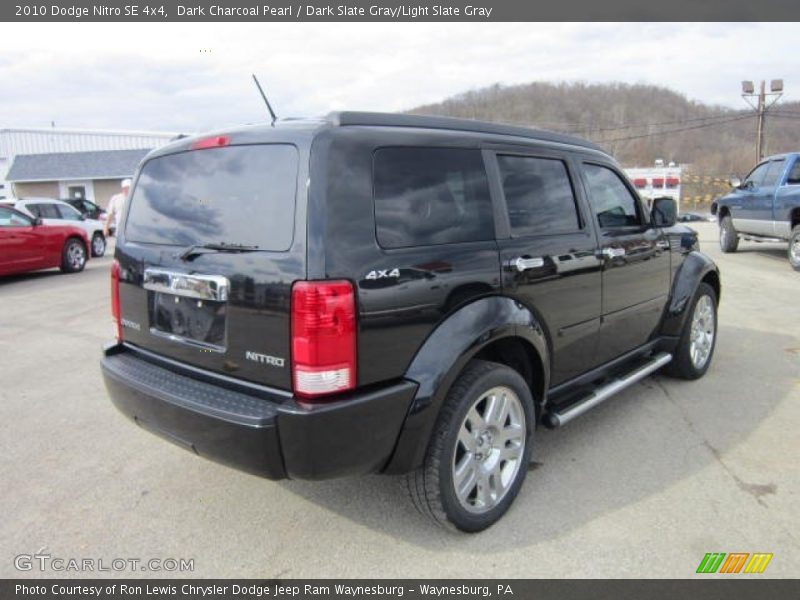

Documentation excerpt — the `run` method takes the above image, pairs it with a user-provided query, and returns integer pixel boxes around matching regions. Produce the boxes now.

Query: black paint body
[103,112,720,480]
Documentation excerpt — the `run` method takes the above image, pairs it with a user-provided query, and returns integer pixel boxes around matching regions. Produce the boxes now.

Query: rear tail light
[111,260,122,342]
[291,280,356,399]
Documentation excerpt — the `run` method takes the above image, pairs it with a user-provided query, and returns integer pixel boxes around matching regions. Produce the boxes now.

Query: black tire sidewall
[436,365,534,532]
[719,216,738,253]
[673,282,718,379]
[62,239,86,273]
[789,227,800,271]
[91,233,106,257]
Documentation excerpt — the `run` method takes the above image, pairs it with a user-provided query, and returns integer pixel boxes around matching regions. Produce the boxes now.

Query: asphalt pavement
[1,223,797,578]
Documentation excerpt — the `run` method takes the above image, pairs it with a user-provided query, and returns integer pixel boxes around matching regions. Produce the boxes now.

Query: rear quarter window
[125,144,298,251]
[373,147,494,249]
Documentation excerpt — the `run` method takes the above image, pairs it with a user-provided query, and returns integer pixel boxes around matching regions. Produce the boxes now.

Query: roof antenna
[252,74,277,126]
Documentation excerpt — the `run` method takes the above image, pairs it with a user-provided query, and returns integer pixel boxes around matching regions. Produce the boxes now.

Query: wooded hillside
[408,82,800,178]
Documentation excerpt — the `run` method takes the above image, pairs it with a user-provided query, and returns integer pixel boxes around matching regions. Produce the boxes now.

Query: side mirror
[651,197,677,228]
[729,176,742,189]
[32,217,43,226]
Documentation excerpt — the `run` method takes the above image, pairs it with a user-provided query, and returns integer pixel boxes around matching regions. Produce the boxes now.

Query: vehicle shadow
[0,270,62,287]
[279,325,795,549]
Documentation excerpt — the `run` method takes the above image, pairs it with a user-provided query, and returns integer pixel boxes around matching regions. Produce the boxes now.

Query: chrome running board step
[545,352,672,428]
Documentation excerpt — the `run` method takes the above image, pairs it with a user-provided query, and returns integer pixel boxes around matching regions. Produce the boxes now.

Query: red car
[0,204,90,276]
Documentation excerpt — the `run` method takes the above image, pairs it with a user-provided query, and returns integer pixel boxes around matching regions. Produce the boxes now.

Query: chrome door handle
[509,256,545,272]
[602,247,626,259]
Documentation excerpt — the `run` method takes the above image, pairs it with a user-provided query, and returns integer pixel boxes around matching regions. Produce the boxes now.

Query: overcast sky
[0,22,796,133]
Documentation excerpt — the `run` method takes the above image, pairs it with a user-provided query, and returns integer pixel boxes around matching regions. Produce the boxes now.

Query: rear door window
[125,144,298,250]
[373,147,494,248]
[56,204,83,221]
[497,155,581,236]
[30,203,61,219]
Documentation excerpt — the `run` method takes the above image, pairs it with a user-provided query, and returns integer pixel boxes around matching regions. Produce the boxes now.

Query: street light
[741,81,754,94]
[770,79,784,93]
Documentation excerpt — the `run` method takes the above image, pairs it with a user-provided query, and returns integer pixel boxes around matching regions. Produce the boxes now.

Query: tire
[788,225,800,272]
[60,238,87,273]
[406,360,535,532]
[663,282,718,380]
[719,216,739,253]
[91,232,106,257]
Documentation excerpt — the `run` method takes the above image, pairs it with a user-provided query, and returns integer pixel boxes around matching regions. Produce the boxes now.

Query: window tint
[583,164,643,228]
[744,162,770,187]
[30,203,61,219]
[0,207,32,227]
[787,160,800,185]
[497,155,580,236]
[126,144,298,250]
[373,147,494,248]
[761,160,786,187]
[56,204,83,220]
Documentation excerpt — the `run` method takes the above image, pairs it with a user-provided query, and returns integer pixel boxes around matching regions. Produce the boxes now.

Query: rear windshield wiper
[179,242,260,261]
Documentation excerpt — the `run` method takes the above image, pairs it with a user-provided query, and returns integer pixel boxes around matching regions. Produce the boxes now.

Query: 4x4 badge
[366,268,400,280]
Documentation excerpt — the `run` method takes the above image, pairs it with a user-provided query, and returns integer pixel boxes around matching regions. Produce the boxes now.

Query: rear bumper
[101,344,417,480]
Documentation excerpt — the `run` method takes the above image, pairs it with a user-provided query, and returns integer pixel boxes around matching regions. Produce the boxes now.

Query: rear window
[125,144,298,250]
[373,147,494,249]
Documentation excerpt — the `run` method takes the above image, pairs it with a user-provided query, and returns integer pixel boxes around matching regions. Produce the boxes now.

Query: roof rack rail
[326,111,605,152]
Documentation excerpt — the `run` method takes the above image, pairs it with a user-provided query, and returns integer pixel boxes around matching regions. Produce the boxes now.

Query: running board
[545,352,672,428]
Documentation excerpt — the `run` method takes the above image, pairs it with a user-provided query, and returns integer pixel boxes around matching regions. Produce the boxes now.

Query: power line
[594,113,755,144]
[566,111,746,135]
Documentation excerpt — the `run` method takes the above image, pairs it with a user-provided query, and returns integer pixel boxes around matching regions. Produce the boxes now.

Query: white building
[0,127,176,205]
[625,160,683,210]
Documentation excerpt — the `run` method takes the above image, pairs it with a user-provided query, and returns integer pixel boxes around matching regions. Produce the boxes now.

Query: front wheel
[91,232,106,257]
[406,360,534,532]
[788,225,800,272]
[664,282,718,380]
[60,238,87,273]
[719,216,739,253]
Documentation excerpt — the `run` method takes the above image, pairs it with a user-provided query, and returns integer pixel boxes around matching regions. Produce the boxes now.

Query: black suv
[102,112,720,532]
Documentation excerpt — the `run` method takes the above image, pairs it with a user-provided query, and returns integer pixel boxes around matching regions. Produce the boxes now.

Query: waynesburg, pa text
[15,583,513,597]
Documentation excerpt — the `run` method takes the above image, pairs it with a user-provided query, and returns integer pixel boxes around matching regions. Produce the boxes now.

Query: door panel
[579,162,671,365]
[491,150,602,386]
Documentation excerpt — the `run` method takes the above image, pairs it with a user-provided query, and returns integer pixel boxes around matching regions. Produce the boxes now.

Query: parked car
[15,198,107,257]
[0,204,90,276]
[64,197,108,223]
[678,212,714,223]
[711,152,800,270]
[101,112,720,532]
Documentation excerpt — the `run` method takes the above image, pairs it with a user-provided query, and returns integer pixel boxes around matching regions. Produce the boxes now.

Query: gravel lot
[1,222,797,578]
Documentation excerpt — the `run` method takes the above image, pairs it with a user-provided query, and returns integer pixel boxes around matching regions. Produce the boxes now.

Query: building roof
[6,148,151,182]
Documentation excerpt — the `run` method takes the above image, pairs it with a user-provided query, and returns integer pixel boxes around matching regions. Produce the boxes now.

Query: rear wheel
[91,232,106,257]
[788,225,800,272]
[60,238,87,273]
[664,282,717,380]
[406,360,534,532]
[719,216,739,253]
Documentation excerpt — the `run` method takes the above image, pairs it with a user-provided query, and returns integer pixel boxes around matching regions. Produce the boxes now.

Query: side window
[0,207,32,227]
[373,147,494,249]
[582,164,644,228]
[743,162,770,187]
[761,160,786,187]
[30,203,61,219]
[497,155,581,236]
[56,204,83,221]
[787,160,800,185]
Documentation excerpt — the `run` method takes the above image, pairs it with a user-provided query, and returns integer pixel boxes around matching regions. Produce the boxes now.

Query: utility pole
[741,79,783,162]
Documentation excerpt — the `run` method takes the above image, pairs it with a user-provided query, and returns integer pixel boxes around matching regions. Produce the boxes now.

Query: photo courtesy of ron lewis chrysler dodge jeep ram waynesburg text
[101,112,720,532]
[712,152,800,271]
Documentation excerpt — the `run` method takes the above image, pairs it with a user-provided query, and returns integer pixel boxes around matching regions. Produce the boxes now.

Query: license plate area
[143,268,230,351]
[151,292,227,349]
